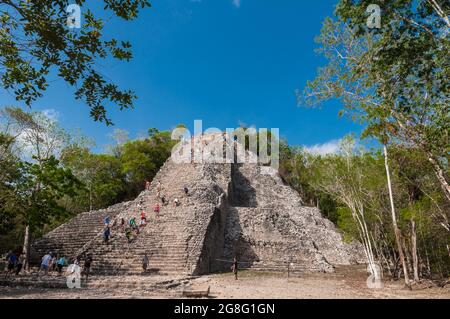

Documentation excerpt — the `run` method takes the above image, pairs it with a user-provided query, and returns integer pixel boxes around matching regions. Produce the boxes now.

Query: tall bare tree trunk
[384,145,410,287]
[22,225,30,271]
[426,251,431,278]
[402,238,413,276]
[24,179,41,272]
[411,219,420,282]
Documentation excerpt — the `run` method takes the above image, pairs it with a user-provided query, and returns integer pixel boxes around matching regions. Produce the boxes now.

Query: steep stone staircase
[73,159,211,275]
[31,208,121,262]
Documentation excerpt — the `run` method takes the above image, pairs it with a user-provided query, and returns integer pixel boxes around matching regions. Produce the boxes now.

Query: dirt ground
[0,267,449,299]
[193,271,450,299]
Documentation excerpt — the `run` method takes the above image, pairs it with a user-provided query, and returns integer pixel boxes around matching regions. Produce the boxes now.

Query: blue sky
[0,0,364,153]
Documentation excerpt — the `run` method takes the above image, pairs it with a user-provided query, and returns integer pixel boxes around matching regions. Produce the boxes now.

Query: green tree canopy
[120,128,175,197]
[60,145,125,212]
[302,1,450,202]
[0,0,151,124]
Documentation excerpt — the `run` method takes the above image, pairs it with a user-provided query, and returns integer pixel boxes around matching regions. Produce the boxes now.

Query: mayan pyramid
[32,133,364,276]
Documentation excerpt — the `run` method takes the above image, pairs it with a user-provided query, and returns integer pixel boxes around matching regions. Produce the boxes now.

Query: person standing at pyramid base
[231,257,239,280]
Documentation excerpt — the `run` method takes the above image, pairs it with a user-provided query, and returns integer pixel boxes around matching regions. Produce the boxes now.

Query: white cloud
[304,139,341,156]
[41,108,60,123]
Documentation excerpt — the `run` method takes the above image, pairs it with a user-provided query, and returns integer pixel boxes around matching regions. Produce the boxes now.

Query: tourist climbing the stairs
[104,226,111,244]
[142,253,149,272]
[140,211,147,228]
[154,203,160,215]
[83,255,93,281]
[174,198,180,207]
[155,181,161,198]
[129,217,138,229]
[39,252,52,276]
[184,186,189,196]
[161,195,167,206]
[104,215,110,227]
[145,180,151,191]
[125,227,132,243]
[56,255,66,276]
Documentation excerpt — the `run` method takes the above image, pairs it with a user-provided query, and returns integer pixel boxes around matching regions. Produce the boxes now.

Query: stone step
[92,262,187,268]
[92,255,188,260]
[90,250,185,257]
[91,248,186,254]
[92,263,187,268]
[92,261,187,267]
[91,267,187,274]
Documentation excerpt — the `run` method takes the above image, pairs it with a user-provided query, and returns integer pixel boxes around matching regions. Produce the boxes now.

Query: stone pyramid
[32,133,364,276]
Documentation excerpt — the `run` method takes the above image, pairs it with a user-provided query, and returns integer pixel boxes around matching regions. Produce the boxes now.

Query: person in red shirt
[140,211,147,226]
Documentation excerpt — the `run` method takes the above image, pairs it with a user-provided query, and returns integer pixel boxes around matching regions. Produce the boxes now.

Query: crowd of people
[2,180,196,279]
[3,250,93,280]
[38,252,93,280]
[5,250,240,279]
[102,181,190,245]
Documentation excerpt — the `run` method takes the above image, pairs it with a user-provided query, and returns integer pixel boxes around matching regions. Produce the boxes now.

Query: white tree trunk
[411,219,420,282]
[384,145,410,287]
[22,225,30,271]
